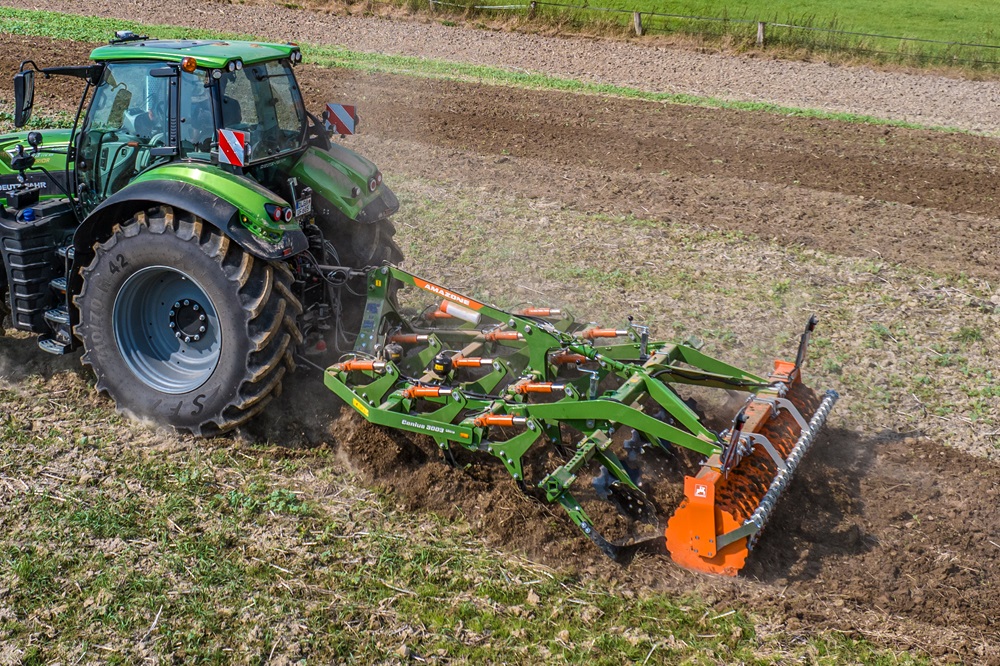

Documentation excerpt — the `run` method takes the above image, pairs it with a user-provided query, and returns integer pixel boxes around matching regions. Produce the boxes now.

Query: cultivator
[324,266,837,575]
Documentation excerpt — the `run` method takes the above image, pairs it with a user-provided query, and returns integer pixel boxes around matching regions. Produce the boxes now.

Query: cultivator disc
[324,266,837,575]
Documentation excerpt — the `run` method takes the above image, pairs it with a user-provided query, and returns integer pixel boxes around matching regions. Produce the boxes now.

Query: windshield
[218,59,306,163]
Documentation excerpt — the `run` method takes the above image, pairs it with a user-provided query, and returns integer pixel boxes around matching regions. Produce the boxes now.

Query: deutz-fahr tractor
[0,32,402,435]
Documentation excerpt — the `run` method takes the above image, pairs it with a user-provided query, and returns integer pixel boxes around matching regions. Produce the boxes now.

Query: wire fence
[421,0,1000,67]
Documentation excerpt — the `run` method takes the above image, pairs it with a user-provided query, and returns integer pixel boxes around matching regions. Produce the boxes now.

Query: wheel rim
[113,266,222,394]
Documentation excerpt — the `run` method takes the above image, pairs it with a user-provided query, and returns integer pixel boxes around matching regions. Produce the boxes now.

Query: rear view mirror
[13,69,34,128]
[107,87,132,128]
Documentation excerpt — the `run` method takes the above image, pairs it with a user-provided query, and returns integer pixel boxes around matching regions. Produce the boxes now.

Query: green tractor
[0,31,402,435]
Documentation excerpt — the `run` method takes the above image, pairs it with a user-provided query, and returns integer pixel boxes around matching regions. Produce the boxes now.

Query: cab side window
[180,70,215,159]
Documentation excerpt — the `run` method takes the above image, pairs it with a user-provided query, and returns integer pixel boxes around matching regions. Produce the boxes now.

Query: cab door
[76,61,177,212]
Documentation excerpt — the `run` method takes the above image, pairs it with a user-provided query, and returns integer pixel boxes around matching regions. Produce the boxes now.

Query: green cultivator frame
[325,266,837,575]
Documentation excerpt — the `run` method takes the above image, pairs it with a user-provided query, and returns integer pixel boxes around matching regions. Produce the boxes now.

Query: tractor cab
[75,38,311,211]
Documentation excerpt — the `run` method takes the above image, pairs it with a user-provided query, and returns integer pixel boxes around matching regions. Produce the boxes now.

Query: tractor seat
[123,109,155,140]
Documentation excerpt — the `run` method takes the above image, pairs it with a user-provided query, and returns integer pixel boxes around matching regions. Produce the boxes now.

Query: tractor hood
[0,128,72,204]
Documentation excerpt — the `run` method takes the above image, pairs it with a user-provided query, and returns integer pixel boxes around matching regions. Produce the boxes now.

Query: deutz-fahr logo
[0,181,46,192]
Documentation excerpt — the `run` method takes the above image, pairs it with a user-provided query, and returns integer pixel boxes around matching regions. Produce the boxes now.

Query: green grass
[0,371,920,663]
[433,0,1000,67]
[0,7,978,135]
[581,0,1000,45]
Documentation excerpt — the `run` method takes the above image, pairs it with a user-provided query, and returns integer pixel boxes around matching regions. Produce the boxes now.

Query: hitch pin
[579,368,600,400]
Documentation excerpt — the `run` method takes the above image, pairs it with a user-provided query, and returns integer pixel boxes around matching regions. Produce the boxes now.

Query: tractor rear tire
[75,206,302,436]
[349,219,404,268]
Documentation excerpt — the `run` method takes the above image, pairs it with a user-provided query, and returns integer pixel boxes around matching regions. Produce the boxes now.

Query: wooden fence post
[528,0,536,19]
[633,12,643,36]
[429,0,435,11]
[757,21,765,47]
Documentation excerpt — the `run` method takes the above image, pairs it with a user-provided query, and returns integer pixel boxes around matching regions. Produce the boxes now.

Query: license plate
[295,196,312,217]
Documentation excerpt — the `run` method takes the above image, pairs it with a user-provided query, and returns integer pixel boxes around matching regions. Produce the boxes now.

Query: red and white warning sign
[217,129,248,167]
[324,103,357,135]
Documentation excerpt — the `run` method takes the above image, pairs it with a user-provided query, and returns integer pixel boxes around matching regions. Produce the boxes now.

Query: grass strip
[0,6,970,134]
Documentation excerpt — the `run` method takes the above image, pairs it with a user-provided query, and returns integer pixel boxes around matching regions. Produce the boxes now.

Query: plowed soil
[4,32,999,662]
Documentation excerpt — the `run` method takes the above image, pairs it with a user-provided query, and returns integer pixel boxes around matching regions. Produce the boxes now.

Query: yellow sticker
[460,433,469,439]
[352,398,370,417]
[375,279,383,287]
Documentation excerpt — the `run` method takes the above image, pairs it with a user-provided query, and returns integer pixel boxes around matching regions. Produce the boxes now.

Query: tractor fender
[73,179,308,266]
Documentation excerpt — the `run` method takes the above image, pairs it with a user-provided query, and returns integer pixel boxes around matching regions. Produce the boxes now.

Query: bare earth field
[1,15,999,664]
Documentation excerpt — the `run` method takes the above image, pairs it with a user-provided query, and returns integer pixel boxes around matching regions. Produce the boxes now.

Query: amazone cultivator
[325,266,837,575]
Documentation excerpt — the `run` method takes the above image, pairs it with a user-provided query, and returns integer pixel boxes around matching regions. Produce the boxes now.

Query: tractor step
[50,276,67,294]
[56,245,75,261]
[37,335,75,355]
[44,306,70,326]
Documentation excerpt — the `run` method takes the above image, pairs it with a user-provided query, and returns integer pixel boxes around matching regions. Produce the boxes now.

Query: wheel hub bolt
[169,298,209,342]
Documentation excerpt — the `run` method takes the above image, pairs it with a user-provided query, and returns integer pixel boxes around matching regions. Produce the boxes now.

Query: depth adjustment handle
[794,315,819,371]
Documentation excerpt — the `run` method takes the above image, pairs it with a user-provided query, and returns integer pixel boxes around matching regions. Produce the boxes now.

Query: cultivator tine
[606,482,658,526]
[325,266,837,575]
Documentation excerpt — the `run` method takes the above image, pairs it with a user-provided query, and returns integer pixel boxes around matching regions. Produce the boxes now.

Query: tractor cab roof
[89,38,301,70]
